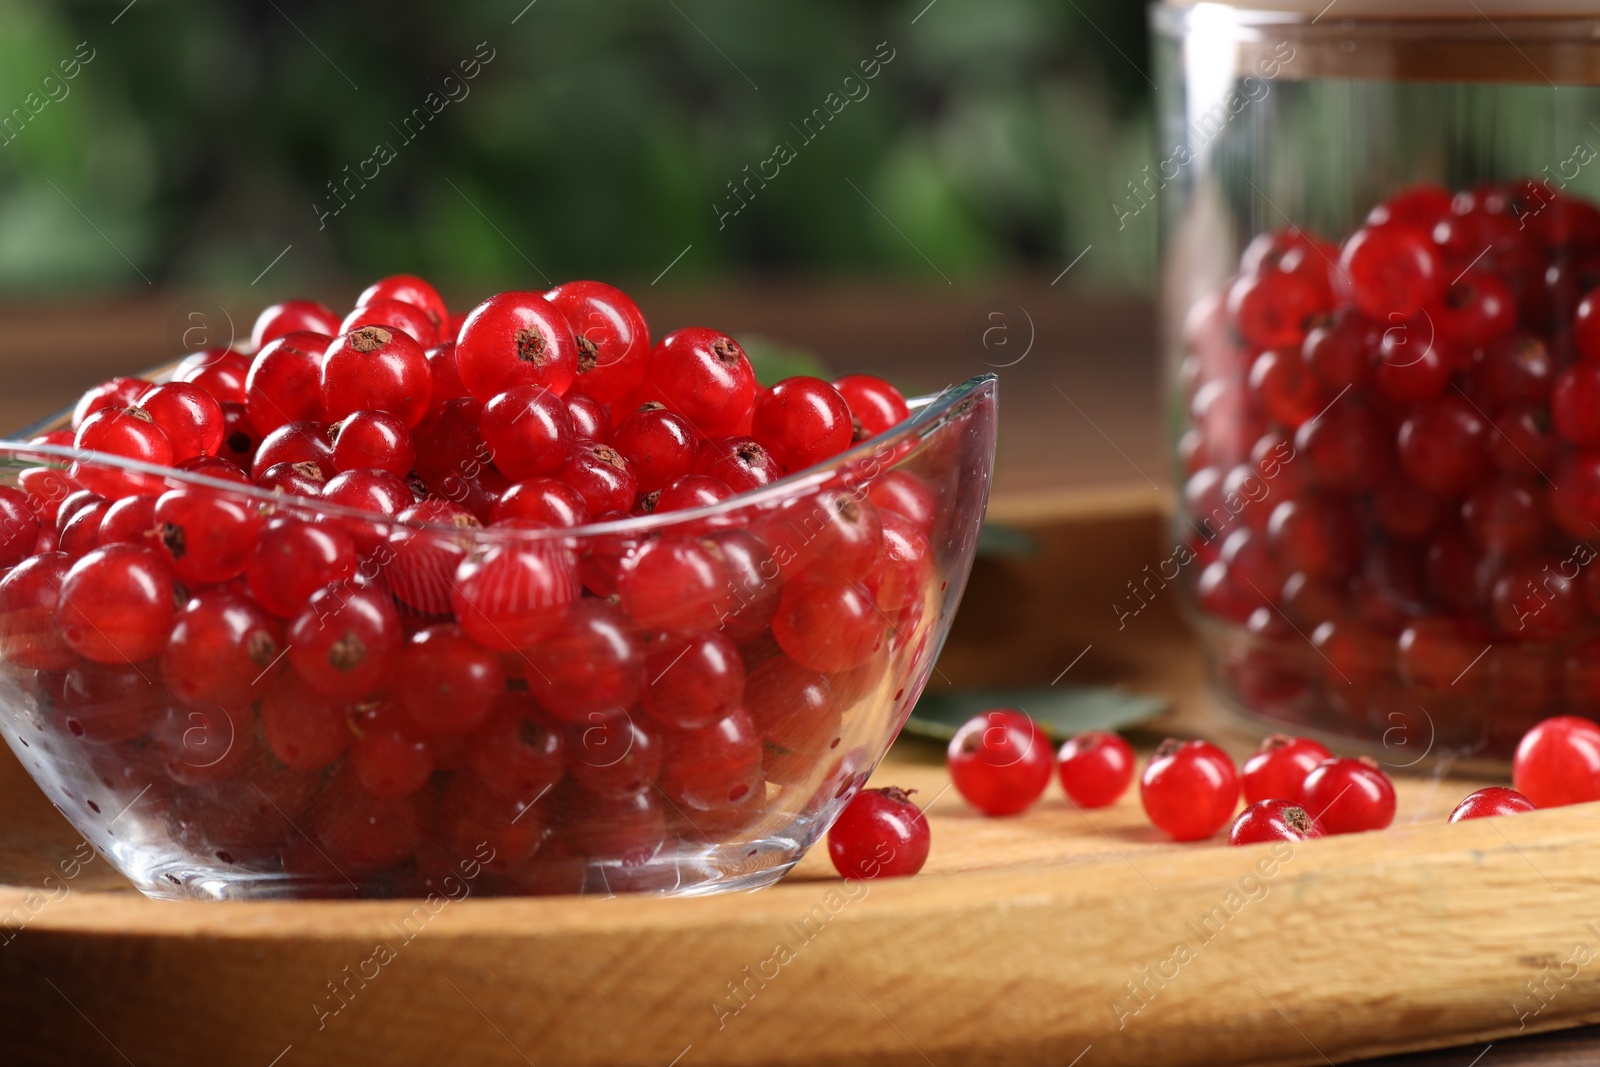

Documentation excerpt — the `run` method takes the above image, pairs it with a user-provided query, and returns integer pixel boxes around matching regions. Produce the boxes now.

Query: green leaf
[902,685,1166,743]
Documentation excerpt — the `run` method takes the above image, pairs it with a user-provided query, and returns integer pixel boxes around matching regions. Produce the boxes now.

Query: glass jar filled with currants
[0,278,997,900]
[1157,2,1600,760]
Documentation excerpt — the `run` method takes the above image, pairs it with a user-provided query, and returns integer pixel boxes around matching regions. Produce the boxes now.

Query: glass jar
[1156,2,1600,762]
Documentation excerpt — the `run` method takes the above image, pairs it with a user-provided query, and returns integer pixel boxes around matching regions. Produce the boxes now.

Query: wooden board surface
[5,491,1600,1067]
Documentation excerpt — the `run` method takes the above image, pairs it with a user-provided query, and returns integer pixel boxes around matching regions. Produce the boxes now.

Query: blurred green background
[0,0,1153,297]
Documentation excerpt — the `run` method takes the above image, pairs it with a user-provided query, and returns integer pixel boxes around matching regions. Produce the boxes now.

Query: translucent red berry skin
[396,623,505,735]
[545,280,652,404]
[751,377,855,473]
[0,485,41,568]
[341,297,440,350]
[565,392,611,443]
[695,436,782,492]
[451,538,579,651]
[617,538,726,641]
[611,407,698,494]
[522,599,644,724]
[1228,800,1325,845]
[252,299,340,349]
[160,590,284,708]
[260,674,349,771]
[55,543,178,664]
[73,407,173,498]
[1301,757,1396,834]
[137,382,224,462]
[832,374,910,441]
[329,409,415,477]
[1513,716,1600,807]
[349,702,435,798]
[287,584,402,700]
[321,326,432,429]
[455,290,581,402]
[74,376,149,429]
[1140,739,1240,841]
[153,488,263,585]
[481,385,575,481]
[245,517,358,619]
[567,712,664,799]
[245,333,331,436]
[357,274,450,334]
[1338,223,1446,320]
[772,580,882,673]
[1056,730,1136,808]
[468,695,567,803]
[491,478,589,528]
[1241,734,1331,806]
[640,328,756,438]
[173,349,250,406]
[559,443,636,516]
[251,420,333,481]
[653,475,733,515]
[659,707,764,811]
[828,786,930,879]
[1450,786,1537,822]
[0,552,74,669]
[947,709,1053,816]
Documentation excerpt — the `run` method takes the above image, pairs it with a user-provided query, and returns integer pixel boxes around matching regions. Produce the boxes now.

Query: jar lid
[1160,0,1600,16]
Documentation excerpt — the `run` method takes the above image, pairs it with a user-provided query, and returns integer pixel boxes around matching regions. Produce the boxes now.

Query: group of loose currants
[1182,180,1600,754]
[827,707,1600,880]
[0,274,948,895]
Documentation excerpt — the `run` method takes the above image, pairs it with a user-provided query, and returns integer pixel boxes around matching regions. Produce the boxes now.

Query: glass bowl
[0,373,996,900]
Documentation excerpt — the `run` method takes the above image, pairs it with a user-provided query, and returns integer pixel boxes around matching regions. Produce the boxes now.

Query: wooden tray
[2,487,1595,1067]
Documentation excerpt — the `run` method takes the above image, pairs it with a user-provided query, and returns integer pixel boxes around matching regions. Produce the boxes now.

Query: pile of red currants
[1182,181,1600,755]
[0,275,976,898]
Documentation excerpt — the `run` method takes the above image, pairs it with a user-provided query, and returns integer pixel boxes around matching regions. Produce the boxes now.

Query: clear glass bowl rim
[0,373,998,541]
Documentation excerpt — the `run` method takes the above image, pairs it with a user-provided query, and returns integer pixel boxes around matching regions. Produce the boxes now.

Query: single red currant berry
[751,376,854,473]
[1229,267,1326,350]
[260,674,350,771]
[136,382,224,462]
[1228,800,1325,845]
[172,348,250,406]
[385,498,481,615]
[1398,616,1491,692]
[438,775,546,869]
[73,406,173,498]
[650,473,733,516]
[545,279,652,404]
[565,392,611,443]
[1056,730,1135,808]
[245,332,331,435]
[395,623,504,734]
[1396,396,1489,497]
[640,328,756,438]
[558,442,636,515]
[245,517,358,618]
[251,420,333,480]
[1476,333,1553,408]
[341,297,440,349]
[455,290,581,401]
[611,406,699,494]
[423,342,472,415]
[252,299,340,349]
[947,709,1053,816]
[356,274,450,334]
[321,326,432,429]
[658,707,765,811]
[17,466,81,527]
[451,537,580,651]
[318,468,415,557]
[1293,401,1389,491]
[567,711,664,799]
[755,488,883,583]
[287,584,402,700]
[1374,326,1451,404]
[868,470,938,530]
[349,702,435,797]
[1249,347,1325,428]
[694,436,782,492]
[153,487,263,585]
[481,385,576,481]
[491,478,590,527]
[832,374,910,442]
[1491,555,1582,639]
[1368,182,1454,229]
[1432,271,1516,347]
[256,461,327,499]
[1241,734,1331,806]
[1139,738,1240,841]
[617,537,727,640]
[1267,494,1360,581]
[522,599,644,723]
[1513,715,1600,807]
[0,552,74,669]
[468,693,567,802]
[313,772,425,872]
[1338,223,1446,320]
[73,376,149,429]
[640,630,745,729]
[772,579,883,673]
[55,543,177,663]
[1301,757,1396,834]
[828,786,930,879]
[1301,310,1375,391]
[703,527,781,642]
[329,409,415,477]
[1450,786,1537,822]
[160,590,283,707]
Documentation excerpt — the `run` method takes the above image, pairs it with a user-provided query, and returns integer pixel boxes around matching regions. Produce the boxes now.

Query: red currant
[260,674,349,771]
[1450,786,1536,822]
[611,406,699,494]
[469,693,567,803]
[1241,733,1331,806]
[0,552,74,669]
[1301,757,1396,833]
[329,409,415,477]
[491,478,590,528]
[55,543,177,664]
[395,623,505,734]
[751,377,854,473]
[1056,730,1135,808]
[73,406,173,498]
[455,290,580,401]
[341,297,440,350]
[1140,738,1239,841]
[137,382,224,462]
[286,584,401,700]
[252,299,340,349]
[828,786,929,879]
[947,709,1053,816]
[173,349,250,406]
[559,443,636,515]
[832,374,909,442]
[694,436,782,492]
[357,274,450,334]
[639,328,756,438]
[321,326,432,429]
[658,707,763,811]
[522,599,644,723]
[73,376,149,429]
[565,392,611,443]
[1338,223,1446,320]
[1513,715,1600,807]
[451,536,579,651]
[160,589,284,707]
[1228,799,1324,845]
[545,280,651,403]
[616,537,726,641]
[349,701,435,797]
[481,385,575,481]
